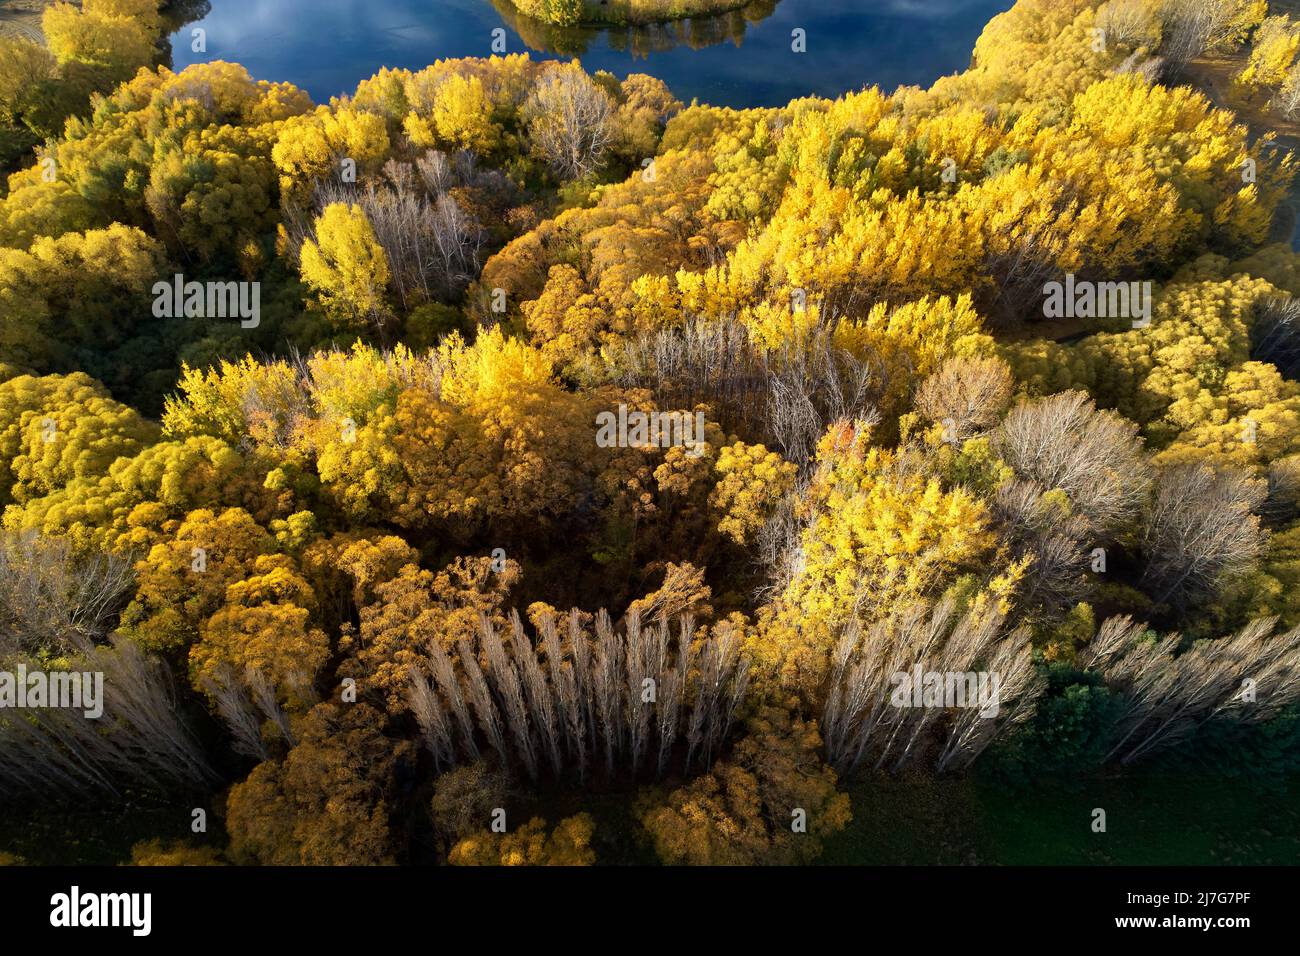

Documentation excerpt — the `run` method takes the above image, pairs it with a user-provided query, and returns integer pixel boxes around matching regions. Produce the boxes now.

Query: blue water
[167,0,1015,108]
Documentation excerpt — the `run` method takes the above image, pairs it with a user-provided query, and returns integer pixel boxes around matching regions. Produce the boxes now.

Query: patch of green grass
[0,789,222,866]
[820,773,990,865]
[976,774,1300,866]
[821,773,1300,865]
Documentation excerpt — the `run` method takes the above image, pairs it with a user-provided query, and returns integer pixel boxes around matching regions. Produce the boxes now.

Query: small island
[507,0,759,27]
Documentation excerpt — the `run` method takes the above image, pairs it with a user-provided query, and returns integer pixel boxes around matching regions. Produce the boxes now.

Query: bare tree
[1082,614,1300,764]
[1251,297,1300,380]
[246,667,297,746]
[616,316,765,428]
[1158,0,1255,69]
[414,150,453,196]
[1263,456,1300,525]
[457,634,510,769]
[540,612,584,777]
[591,610,624,776]
[683,621,747,771]
[753,484,809,597]
[1114,51,1168,84]
[308,175,483,307]
[822,598,1043,776]
[406,607,747,781]
[992,478,1093,617]
[525,65,615,180]
[0,531,134,657]
[512,611,562,777]
[480,614,539,780]
[1273,64,1300,119]
[203,665,269,761]
[425,636,478,762]
[1140,464,1267,608]
[914,355,1014,441]
[615,314,881,468]
[411,671,454,771]
[280,150,487,310]
[0,636,215,798]
[765,329,880,468]
[1098,0,1159,46]
[996,390,1152,535]
[0,532,215,798]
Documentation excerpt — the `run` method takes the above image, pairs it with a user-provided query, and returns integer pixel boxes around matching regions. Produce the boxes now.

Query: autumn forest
[2,0,1300,870]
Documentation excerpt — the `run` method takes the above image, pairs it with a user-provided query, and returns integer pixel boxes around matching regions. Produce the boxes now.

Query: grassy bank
[507,0,759,28]
[821,774,1300,866]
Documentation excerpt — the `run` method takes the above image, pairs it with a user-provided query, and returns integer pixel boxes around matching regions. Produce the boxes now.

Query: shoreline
[0,0,47,45]
[508,0,760,28]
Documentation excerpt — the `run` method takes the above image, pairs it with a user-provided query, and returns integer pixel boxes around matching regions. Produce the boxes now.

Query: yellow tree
[118,507,277,653]
[708,442,798,546]
[787,423,995,625]
[448,814,596,866]
[42,0,157,80]
[640,706,850,865]
[190,554,330,710]
[763,420,997,689]
[225,703,411,865]
[299,203,392,333]
[345,556,520,712]
[416,73,502,154]
[0,372,156,507]
[272,107,390,206]
[0,224,166,368]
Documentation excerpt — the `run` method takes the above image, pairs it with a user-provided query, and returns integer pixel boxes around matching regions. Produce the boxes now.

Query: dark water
[167,0,1014,108]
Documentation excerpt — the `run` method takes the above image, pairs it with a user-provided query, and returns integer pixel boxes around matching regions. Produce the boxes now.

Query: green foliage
[986,664,1123,781]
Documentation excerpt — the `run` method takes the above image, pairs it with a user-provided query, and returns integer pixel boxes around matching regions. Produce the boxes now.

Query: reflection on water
[490,0,779,59]
[159,0,213,70]
[167,0,1015,108]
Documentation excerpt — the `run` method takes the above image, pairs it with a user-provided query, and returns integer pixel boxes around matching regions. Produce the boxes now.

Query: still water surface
[167,0,1015,107]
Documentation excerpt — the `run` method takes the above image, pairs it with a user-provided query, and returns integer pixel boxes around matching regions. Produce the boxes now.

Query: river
[166,0,1015,108]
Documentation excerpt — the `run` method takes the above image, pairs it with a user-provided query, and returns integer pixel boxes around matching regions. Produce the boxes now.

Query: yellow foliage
[640,705,850,865]
[272,107,390,205]
[128,839,225,866]
[709,442,797,545]
[299,203,392,331]
[448,813,596,865]
[787,424,995,627]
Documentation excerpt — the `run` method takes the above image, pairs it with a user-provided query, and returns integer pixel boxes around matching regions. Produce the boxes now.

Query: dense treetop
[4,0,1300,865]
